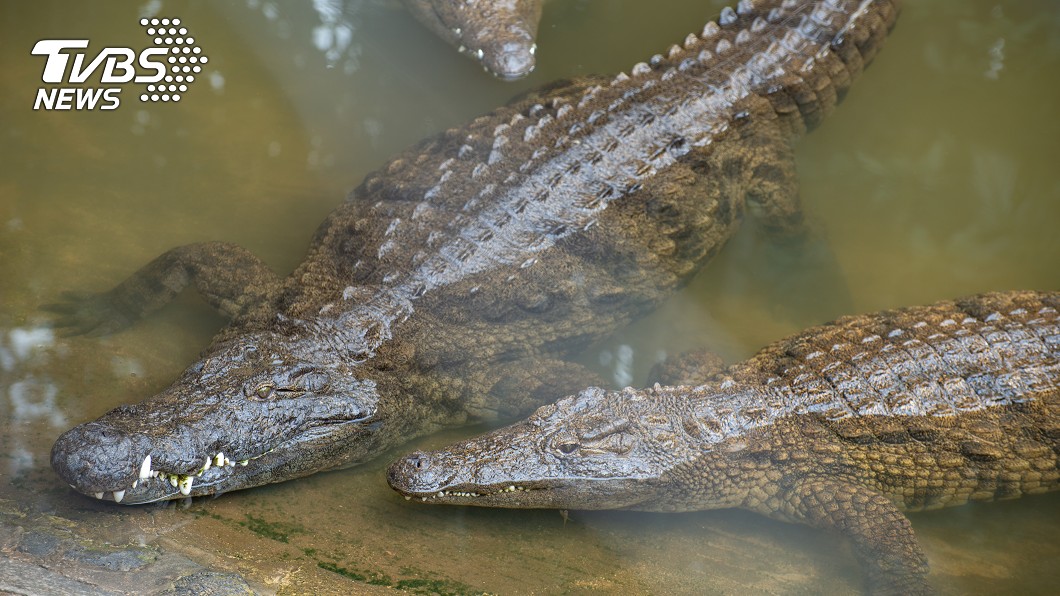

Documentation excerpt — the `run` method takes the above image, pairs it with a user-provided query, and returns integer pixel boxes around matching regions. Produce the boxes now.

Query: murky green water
[2,0,1059,593]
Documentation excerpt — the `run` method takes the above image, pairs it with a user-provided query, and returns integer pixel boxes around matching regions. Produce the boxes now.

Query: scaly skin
[401,0,543,79]
[388,290,1060,595]
[49,0,899,504]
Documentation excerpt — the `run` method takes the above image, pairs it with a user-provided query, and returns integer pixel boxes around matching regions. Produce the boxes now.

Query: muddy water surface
[2,0,1060,593]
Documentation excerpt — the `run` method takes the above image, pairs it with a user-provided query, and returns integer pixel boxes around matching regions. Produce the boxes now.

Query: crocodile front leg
[647,350,725,387]
[46,241,280,336]
[776,477,931,596]
[739,124,806,241]
[731,120,852,320]
[467,358,606,421]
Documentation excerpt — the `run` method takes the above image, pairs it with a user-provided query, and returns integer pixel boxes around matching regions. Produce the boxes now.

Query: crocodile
[49,0,899,505]
[387,290,1060,595]
[401,0,544,80]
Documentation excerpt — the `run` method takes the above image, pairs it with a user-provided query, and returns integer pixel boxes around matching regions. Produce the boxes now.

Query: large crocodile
[387,290,1060,595]
[49,0,899,504]
[401,0,544,80]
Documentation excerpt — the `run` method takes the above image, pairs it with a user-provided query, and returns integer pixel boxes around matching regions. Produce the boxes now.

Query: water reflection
[309,0,358,69]
[1,327,63,477]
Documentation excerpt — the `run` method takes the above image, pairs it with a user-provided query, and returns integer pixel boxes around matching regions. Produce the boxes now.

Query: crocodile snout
[51,421,151,495]
[487,40,536,80]
[387,450,452,494]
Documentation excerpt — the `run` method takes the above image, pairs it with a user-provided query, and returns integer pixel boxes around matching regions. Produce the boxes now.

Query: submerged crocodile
[49,0,899,504]
[387,290,1060,595]
[402,0,543,80]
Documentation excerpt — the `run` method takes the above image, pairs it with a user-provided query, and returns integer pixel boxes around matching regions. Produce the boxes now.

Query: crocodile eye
[255,384,274,400]
[557,441,579,455]
[298,371,329,393]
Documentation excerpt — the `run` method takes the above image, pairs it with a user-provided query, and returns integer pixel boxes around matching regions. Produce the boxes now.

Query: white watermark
[31,17,208,111]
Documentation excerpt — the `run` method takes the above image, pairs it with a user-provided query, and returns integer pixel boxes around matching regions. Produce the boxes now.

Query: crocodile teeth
[139,454,153,480]
[113,490,125,503]
[214,453,225,467]
[238,460,248,466]
[179,476,194,496]
[93,492,104,500]
[169,475,179,488]
[404,496,411,501]
[132,480,138,489]
[202,457,211,471]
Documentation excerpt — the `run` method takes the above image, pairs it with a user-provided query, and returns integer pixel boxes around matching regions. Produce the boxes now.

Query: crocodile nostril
[491,45,535,80]
[408,452,429,471]
[386,451,438,490]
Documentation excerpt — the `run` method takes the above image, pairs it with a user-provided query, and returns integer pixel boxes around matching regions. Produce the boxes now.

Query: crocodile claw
[42,290,135,337]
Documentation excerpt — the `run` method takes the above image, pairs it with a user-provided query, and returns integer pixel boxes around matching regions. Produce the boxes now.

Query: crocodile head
[51,329,386,504]
[403,0,542,80]
[387,385,735,511]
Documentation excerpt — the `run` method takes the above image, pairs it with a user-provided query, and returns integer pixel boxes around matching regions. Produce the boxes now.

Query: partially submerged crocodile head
[52,327,384,504]
[402,0,542,80]
[387,385,730,511]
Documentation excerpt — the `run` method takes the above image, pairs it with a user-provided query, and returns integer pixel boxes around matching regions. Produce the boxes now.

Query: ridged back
[296,1,902,357]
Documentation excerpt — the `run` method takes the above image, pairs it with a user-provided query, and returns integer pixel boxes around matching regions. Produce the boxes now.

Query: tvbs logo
[32,17,208,111]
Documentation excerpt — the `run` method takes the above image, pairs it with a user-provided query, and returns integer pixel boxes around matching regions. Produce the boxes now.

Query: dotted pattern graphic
[137,17,208,103]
